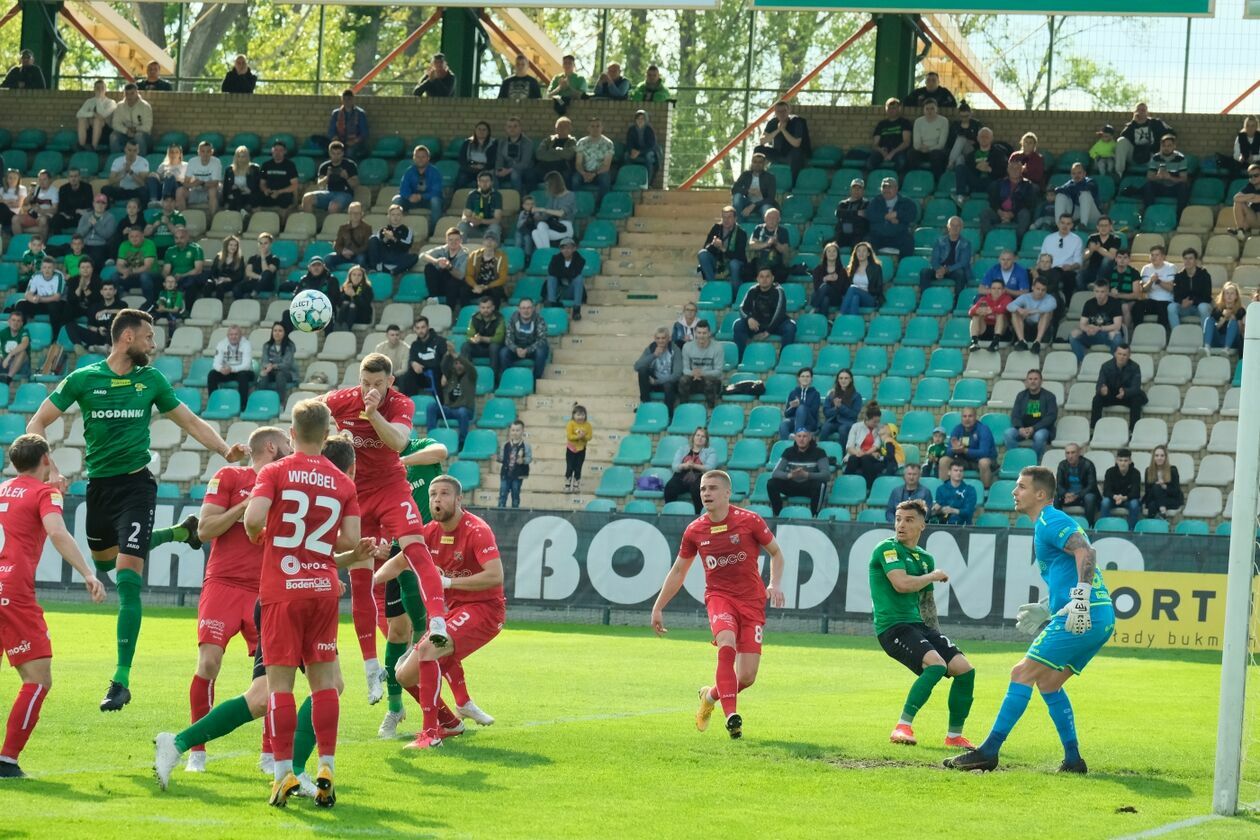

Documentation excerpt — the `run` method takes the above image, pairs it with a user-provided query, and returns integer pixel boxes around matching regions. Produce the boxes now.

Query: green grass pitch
[2,604,1258,839]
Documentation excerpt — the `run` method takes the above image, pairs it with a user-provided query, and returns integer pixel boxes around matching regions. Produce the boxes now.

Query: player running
[0,434,106,778]
[25,308,246,712]
[320,353,448,703]
[945,466,1114,774]
[871,499,976,749]
[651,470,786,740]
[377,474,505,750]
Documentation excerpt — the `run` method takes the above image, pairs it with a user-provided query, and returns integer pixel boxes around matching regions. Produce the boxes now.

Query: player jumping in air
[651,470,785,740]
[870,499,976,748]
[378,474,505,750]
[945,466,1114,774]
[0,434,106,778]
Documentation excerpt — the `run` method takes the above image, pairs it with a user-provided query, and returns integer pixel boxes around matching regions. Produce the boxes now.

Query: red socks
[261,712,273,755]
[403,542,447,618]
[436,698,461,730]
[715,646,738,716]
[189,675,214,753]
[310,688,339,759]
[372,582,389,637]
[2,683,48,762]
[418,659,441,732]
[443,659,471,707]
[268,692,297,762]
[349,567,378,661]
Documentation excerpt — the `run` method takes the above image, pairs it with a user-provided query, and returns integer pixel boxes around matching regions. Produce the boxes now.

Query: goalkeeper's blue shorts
[1026,603,1115,675]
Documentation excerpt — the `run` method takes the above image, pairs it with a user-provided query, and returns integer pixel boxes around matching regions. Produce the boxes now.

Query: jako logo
[704,551,748,570]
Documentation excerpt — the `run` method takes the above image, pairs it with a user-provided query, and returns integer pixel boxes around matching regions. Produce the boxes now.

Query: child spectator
[18,234,47,287]
[925,426,947,475]
[498,420,532,508]
[565,403,592,493]
[1029,187,1057,232]
[0,310,30,383]
[150,274,185,331]
[1089,124,1117,177]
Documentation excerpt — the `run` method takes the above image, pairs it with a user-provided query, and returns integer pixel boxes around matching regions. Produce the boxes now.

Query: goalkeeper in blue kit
[945,466,1114,773]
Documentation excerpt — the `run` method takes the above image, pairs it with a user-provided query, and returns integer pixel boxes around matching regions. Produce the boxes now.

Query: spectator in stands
[591,62,628,99]
[1054,442,1100,524]
[980,157,1036,245]
[1100,448,1142,528]
[258,322,298,402]
[256,141,298,209]
[516,194,540,259]
[530,170,576,252]
[413,53,456,97]
[865,176,915,257]
[499,55,541,101]
[15,234,45,288]
[1103,248,1141,338]
[665,427,717,513]
[286,255,339,305]
[1090,343,1146,430]
[1218,115,1260,176]
[1116,103,1172,174]
[564,404,593,492]
[162,225,206,300]
[810,242,847,316]
[1135,245,1176,332]
[17,169,56,240]
[102,140,149,207]
[1008,277,1057,353]
[368,204,418,275]
[334,265,374,331]
[947,101,983,172]
[495,116,535,192]
[634,325,681,409]
[324,90,368,159]
[820,369,862,444]
[839,241,885,315]
[457,121,497,188]
[373,324,409,378]
[1229,162,1260,240]
[106,83,153,155]
[698,205,747,290]
[222,145,260,212]
[1039,213,1083,296]
[747,207,791,283]
[1079,215,1119,290]
[1141,134,1189,213]
[325,201,372,270]
[968,277,1013,352]
[429,349,477,446]
[572,117,615,200]
[868,98,912,172]
[59,235,89,284]
[884,463,933,523]
[909,100,950,177]
[14,256,64,326]
[0,168,24,236]
[833,177,869,248]
[918,215,973,301]
[1053,162,1100,229]
[844,401,890,490]
[76,195,118,269]
[501,297,550,381]
[929,462,975,526]
[53,167,93,234]
[770,426,830,516]
[548,55,587,114]
[672,302,699,348]
[925,426,947,475]
[754,101,811,181]
[632,65,670,102]
[64,275,122,353]
[183,141,222,215]
[465,230,508,308]
[1142,444,1183,520]
[115,198,147,250]
[677,320,723,409]
[395,145,444,236]
[1204,281,1246,356]
[545,236,587,320]
[1170,248,1212,329]
[778,367,821,440]
[148,144,187,206]
[149,274,184,331]
[465,296,505,375]
[301,140,358,213]
[1003,368,1057,459]
[939,406,996,488]
[956,127,1008,200]
[625,110,660,186]
[904,72,957,108]
[1028,185,1059,234]
[207,324,254,401]
[1071,279,1125,361]
[731,152,776,220]
[536,116,578,182]
[136,60,172,92]
[221,54,258,94]
[422,226,470,309]
[497,420,532,508]
[402,315,445,396]
[2,49,45,89]
[0,310,29,382]
[244,231,279,296]
[733,267,794,359]
[980,249,1030,294]
[1009,132,1045,187]
[76,79,116,150]
[115,225,159,303]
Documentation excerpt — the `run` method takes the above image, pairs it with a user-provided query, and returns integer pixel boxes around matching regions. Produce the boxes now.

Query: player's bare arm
[764,539,786,608]
[43,512,106,603]
[447,557,504,592]
[651,554,696,636]
[919,590,940,630]
[886,567,949,593]
[400,441,448,466]
[1064,532,1097,585]
[197,500,248,542]
[372,551,408,586]
[243,496,271,543]
[334,536,379,569]
[166,403,248,462]
[361,388,409,452]
[25,398,63,439]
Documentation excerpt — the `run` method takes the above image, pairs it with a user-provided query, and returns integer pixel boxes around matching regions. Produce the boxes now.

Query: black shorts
[253,598,305,680]
[384,577,405,619]
[878,622,964,675]
[85,470,157,560]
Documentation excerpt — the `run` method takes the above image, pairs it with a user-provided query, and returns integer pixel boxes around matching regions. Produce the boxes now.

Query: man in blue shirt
[979,249,1030,294]
[918,215,973,302]
[393,144,444,236]
[885,463,934,523]
[946,466,1113,774]
[938,406,996,488]
[931,463,975,526]
[865,176,916,257]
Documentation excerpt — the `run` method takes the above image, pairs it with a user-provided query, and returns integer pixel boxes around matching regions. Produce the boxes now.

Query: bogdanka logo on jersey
[704,551,748,570]
[89,409,146,419]
[110,379,131,387]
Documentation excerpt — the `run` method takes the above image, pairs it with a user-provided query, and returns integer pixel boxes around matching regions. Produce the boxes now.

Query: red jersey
[420,510,504,607]
[968,292,1013,324]
[678,505,774,605]
[324,386,413,492]
[0,475,64,598]
[203,465,261,590]
[252,453,360,605]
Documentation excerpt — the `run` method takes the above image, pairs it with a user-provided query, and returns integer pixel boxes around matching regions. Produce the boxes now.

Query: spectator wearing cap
[1003,368,1057,459]
[918,215,973,301]
[136,60,172,92]
[281,253,336,299]
[323,89,369,159]
[2,49,46,89]
[731,152,776,220]
[221,54,258,94]
[1090,124,1117,176]
[109,83,153,154]
[833,177,869,248]
[768,426,830,517]
[698,205,748,290]
[545,237,587,321]
[885,463,933,523]
[465,231,509,308]
[865,176,916,257]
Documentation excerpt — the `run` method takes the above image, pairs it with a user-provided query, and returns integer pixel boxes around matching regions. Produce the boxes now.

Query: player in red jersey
[320,352,448,703]
[377,474,505,750]
[0,434,106,778]
[244,399,366,809]
[651,469,785,740]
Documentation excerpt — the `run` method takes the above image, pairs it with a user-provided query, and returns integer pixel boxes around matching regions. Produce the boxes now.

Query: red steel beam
[1222,79,1260,115]
[59,8,134,83]
[353,9,443,94]
[0,3,21,32]
[477,12,549,82]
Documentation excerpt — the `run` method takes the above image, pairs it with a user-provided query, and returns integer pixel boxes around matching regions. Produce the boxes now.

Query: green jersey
[402,437,443,523]
[869,537,935,635]
[164,241,203,276]
[49,359,181,478]
[0,325,29,355]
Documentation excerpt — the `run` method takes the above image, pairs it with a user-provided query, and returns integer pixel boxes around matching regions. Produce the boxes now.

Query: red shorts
[0,592,53,666]
[261,598,339,668]
[197,580,259,653]
[421,600,504,661]
[706,594,766,655]
[358,481,424,542]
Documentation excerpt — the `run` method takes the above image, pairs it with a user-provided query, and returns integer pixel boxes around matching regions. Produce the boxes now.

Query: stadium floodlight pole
[1213,300,1260,816]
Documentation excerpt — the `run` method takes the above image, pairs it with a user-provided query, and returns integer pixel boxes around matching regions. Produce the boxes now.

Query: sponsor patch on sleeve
[883,550,899,564]
[207,478,220,494]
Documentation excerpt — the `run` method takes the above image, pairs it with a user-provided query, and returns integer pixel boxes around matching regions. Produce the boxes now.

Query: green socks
[293,695,315,775]
[948,669,976,731]
[902,664,947,722]
[398,569,426,644]
[150,525,188,548]
[175,695,254,753]
[384,640,408,714]
[113,568,144,686]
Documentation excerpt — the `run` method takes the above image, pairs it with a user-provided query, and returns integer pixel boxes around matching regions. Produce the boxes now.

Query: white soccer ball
[289,289,333,333]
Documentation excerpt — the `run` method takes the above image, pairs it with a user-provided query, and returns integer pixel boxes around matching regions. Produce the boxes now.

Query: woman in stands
[258,321,298,401]
[457,121,497,188]
[663,427,716,514]
[1218,115,1260,176]
[335,264,375,331]
[843,401,891,490]
[1,168,28,237]
[207,234,245,300]
[671,301,699,349]
[810,241,848,317]
[839,241,885,315]
[1141,444,1183,520]
[820,368,863,447]
[1010,132,1046,188]
[1203,280,1246,356]
[223,145,261,212]
[244,231,279,297]
[148,144,187,205]
[531,171,577,253]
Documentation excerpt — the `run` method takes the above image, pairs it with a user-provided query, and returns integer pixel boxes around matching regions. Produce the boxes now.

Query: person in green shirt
[631,65,671,102]
[925,427,947,476]
[870,498,976,749]
[18,234,47,287]
[60,234,86,280]
[548,54,587,115]
[162,225,207,298]
[115,226,159,303]
[151,273,185,330]
[25,307,247,712]
[145,195,185,252]
[0,309,30,382]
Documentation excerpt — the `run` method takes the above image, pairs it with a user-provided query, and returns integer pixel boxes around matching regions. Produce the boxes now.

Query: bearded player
[651,470,785,740]
[377,474,505,750]
[946,466,1114,774]
[0,434,106,778]
[320,353,448,703]
[26,308,246,711]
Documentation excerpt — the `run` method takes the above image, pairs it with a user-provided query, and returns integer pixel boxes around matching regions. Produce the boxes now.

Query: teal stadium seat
[728,440,766,470]
[668,403,708,435]
[241,390,281,421]
[203,390,241,420]
[708,404,745,437]
[459,430,498,460]
[477,397,516,429]
[448,460,481,491]
[496,368,534,397]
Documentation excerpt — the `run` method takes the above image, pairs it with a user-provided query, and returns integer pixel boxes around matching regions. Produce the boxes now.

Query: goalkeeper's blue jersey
[1033,505,1111,613]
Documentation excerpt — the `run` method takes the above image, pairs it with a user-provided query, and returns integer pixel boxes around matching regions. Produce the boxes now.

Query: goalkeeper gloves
[1065,585,1092,635]
[1015,599,1050,636]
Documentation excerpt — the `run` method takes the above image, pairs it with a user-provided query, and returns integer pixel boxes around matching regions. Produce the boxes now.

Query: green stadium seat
[31,149,63,177]
[791,167,828,196]
[1189,177,1225,206]
[738,343,776,373]
[801,223,833,253]
[876,376,911,406]
[2,150,27,175]
[173,387,203,413]
[614,164,649,191]
[12,128,46,151]
[890,347,925,377]
[1175,520,1209,535]
[827,167,863,194]
[720,371,757,401]
[623,499,657,514]
[960,198,988,225]
[981,412,1012,442]
[662,501,697,516]
[24,321,51,352]
[808,144,842,167]
[917,287,955,317]
[744,406,781,438]
[865,315,902,345]
[410,395,435,424]
[585,498,616,513]
[448,460,480,491]
[814,345,851,376]
[707,404,745,437]
[975,513,1010,529]
[1141,204,1177,233]
[779,194,814,225]
[778,505,814,520]
[426,427,459,454]
[183,357,213,389]
[950,378,988,407]
[794,313,828,344]
[1000,448,1037,479]
[477,397,516,429]
[881,287,916,316]
[357,157,390,187]
[940,318,971,348]
[203,390,241,420]
[580,219,618,249]
[541,307,569,335]
[458,430,497,461]
[912,377,949,407]
[985,480,1017,511]
[264,133,297,155]
[0,414,27,444]
[866,475,902,507]
[727,440,766,471]
[10,383,46,413]
[597,191,633,220]
[668,403,708,435]
[228,132,261,155]
[901,317,939,348]
[982,228,1017,258]
[775,343,814,375]
[698,282,732,309]
[901,169,935,200]
[762,373,796,404]
[650,436,687,468]
[1134,518,1170,534]
[894,255,930,283]
[241,390,281,421]
[495,368,534,397]
[933,170,957,197]
[899,411,936,444]
[865,168,896,193]
[1092,516,1129,532]
[826,475,866,506]
[852,346,887,376]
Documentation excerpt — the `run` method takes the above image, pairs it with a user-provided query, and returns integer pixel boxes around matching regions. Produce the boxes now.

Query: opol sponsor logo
[704,551,749,570]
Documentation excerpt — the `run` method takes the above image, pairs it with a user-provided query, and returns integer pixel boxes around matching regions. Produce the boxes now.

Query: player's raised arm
[25,397,64,439]
[197,498,248,542]
[448,557,504,591]
[42,511,105,603]
[243,495,271,543]
[400,440,448,466]
[335,514,362,552]
[362,387,410,453]
[885,566,949,594]
[650,553,696,636]
[166,402,248,462]
[763,539,786,607]
[1063,530,1096,634]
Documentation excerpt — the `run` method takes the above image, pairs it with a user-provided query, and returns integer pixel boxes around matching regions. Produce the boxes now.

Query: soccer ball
[289,289,333,332]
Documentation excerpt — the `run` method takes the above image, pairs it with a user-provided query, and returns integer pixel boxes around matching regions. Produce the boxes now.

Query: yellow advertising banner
[1107,571,1260,652]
